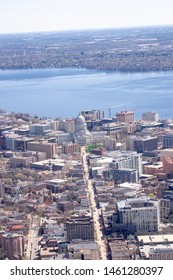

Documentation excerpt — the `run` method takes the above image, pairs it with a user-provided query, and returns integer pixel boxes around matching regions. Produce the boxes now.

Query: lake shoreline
[0,68,173,120]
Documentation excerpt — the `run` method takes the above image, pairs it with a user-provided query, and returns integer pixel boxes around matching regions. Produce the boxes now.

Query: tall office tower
[116,111,134,123]
[163,134,173,149]
[66,215,94,241]
[1,233,24,259]
[142,111,159,122]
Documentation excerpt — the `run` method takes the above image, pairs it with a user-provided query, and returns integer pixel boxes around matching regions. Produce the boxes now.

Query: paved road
[26,215,40,259]
[81,147,107,260]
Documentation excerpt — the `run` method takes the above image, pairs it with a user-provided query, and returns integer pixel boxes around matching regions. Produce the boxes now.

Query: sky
[0,0,173,34]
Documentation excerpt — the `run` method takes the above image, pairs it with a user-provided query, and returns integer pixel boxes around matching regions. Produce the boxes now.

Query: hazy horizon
[0,23,173,36]
[0,0,173,34]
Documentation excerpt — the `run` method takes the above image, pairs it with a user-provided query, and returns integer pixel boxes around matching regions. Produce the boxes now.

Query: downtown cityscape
[1,106,173,260]
[1,0,173,264]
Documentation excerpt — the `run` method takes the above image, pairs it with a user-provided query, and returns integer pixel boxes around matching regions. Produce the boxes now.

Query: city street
[81,147,107,260]
[26,215,40,260]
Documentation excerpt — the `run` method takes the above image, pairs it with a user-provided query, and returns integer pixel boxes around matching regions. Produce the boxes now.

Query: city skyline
[1,0,173,264]
[0,0,173,34]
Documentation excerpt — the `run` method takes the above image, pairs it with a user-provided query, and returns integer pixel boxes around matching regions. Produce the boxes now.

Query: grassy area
[86,144,102,153]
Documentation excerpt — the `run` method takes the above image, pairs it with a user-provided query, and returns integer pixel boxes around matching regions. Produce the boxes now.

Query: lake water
[0,68,173,119]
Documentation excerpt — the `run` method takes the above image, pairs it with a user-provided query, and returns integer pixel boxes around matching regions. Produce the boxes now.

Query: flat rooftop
[138,234,173,244]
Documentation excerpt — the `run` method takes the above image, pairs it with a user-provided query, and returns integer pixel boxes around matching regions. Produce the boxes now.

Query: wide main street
[26,214,40,260]
[26,147,107,260]
[81,147,107,260]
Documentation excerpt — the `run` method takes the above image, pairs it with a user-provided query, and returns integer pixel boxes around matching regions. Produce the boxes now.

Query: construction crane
[108,104,124,118]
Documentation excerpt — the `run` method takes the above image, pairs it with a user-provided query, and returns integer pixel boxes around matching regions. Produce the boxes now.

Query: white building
[110,151,142,176]
[56,132,72,144]
[74,114,91,145]
[142,111,159,122]
[117,198,159,234]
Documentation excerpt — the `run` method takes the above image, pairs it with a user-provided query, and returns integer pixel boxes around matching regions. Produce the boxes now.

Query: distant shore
[1,27,173,73]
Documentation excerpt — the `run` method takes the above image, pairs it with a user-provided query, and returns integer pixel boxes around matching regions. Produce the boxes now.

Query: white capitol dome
[75,113,89,135]
[75,114,86,126]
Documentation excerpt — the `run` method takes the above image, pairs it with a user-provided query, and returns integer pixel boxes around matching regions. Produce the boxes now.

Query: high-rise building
[159,199,170,223]
[126,136,136,151]
[62,142,80,155]
[56,132,72,144]
[81,109,104,121]
[134,136,158,153]
[66,215,94,241]
[113,168,138,183]
[29,123,52,136]
[103,136,117,150]
[4,132,20,150]
[103,168,138,183]
[62,118,75,133]
[110,151,142,176]
[116,111,134,123]
[46,119,60,131]
[27,141,57,159]
[113,198,159,234]
[10,155,34,168]
[142,111,159,122]
[1,233,24,259]
[162,156,173,174]
[163,134,173,149]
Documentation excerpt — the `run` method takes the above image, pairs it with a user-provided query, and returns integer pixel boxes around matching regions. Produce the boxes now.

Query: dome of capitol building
[75,113,89,135]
